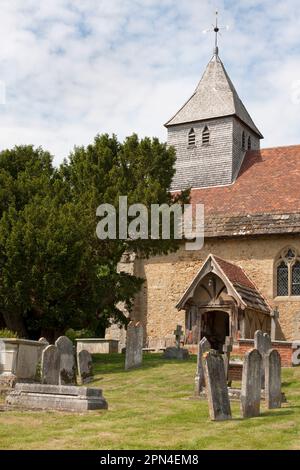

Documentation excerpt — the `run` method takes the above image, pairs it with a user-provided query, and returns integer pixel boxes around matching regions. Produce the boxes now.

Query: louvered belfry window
[202,126,210,145]
[242,131,246,150]
[188,128,196,147]
[248,136,252,150]
[276,249,300,297]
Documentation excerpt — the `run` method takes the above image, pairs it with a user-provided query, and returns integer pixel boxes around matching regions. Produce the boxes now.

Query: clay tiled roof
[190,145,300,237]
[176,254,271,314]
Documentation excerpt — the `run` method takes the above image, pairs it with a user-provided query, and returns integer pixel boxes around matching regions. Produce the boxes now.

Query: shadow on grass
[92,353,197,376]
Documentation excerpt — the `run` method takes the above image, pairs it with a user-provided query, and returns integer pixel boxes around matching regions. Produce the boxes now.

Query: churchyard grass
[0,353,300,450]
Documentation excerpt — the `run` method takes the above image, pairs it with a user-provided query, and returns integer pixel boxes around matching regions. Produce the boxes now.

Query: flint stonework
[241,349,262,418]
[41,345,60,385]
[194,337,210,396]
[125,322,143,370]
[265,349,282,409]
[55,336,76,385]
[77,350,93,384]
[204,351,232,421]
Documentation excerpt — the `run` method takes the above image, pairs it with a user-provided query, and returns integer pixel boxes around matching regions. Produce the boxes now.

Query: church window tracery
[276,248,300,297]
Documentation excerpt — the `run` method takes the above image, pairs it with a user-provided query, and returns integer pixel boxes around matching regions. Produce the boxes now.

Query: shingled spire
[166,17,263,191]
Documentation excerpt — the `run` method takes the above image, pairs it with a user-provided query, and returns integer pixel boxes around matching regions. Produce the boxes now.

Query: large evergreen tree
[0,135,189,340]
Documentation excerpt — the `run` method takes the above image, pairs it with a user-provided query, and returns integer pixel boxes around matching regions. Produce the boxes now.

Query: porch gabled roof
[176,254,271,314]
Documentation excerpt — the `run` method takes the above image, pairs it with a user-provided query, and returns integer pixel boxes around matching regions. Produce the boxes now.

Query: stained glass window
[292,262,300,296]
[277,261,288,296]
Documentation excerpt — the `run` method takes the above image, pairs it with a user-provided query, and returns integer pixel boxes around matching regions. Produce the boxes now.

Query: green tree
[0,136,189,341]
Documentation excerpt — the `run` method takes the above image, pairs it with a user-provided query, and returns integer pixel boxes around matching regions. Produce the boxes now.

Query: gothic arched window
[202,126,210,145]
[242,131,246,150]
[276,248,300,297]
[188,128,196,147]
[248,136,252,150]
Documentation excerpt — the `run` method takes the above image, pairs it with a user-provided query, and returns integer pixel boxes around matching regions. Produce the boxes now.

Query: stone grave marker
[265,349,282,409]
[77,350,93,384]
[163,324,189,360]
[125,321,143,370]
[194,337,211,396]
[254,330,272,388]
[240,349,262,418]
[41,345,60,385]
[204,350,232,421]
[55,336,77,385]
[222,336,233,383]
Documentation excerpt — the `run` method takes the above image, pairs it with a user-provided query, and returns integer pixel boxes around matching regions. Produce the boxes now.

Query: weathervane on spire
[203,11,229,57]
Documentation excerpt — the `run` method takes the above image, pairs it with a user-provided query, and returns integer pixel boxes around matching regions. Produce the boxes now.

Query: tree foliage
[0,136,189,341]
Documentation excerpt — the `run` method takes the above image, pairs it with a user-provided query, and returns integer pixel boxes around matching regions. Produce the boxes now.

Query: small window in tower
[242,131,246,150]
[248,136,252,150]
[188,128,196,147]
[202,126,210,145]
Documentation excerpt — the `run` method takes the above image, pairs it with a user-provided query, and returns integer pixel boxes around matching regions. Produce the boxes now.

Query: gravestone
[254,330,271,388]
[125,321,143,370]
[194,337,210,396]
[41,345,60,385]
[77,350,93,384]
[204,350,232,421]
[292,341,300,366]
[55,336,76,385]
[240,349,262,418]
[270,308,279,341]
[163,325,189,360]
[222,336,233,383]
[265,349,281,409]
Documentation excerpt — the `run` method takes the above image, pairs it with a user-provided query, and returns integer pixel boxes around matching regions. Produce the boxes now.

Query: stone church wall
[130,234,300,344]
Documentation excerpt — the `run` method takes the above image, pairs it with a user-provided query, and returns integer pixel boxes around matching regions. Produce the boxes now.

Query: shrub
[0,328,18,338]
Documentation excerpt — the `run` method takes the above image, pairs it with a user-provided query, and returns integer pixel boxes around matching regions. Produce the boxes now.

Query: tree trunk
[1,310,28,337]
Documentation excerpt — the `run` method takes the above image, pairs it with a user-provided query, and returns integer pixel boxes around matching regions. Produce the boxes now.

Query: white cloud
[0,0,299,165]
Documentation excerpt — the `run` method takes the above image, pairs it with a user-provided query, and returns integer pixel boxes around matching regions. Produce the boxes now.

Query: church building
[107,37,300,361]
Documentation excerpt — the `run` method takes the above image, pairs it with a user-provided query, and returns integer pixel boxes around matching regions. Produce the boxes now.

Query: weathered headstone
[204,350,232,421]
[125,321,143,370]
[55,336,76,385]
[270,308,279,341]
[254,330,271,388]
[194,337,210,396]
[223,336,233,382]
[77,350,93,384]
[292,341,300,366]
[240,349,262,418]
[265,349,281,409]
[41,345,60,385]
[163,324,189,360]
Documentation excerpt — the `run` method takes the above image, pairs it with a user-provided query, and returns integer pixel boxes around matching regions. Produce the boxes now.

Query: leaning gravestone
[204,350,232,421]
[55,336,76,385]
[125,321,143,370]
[223,336,233,383]
[241,349,262,418]
[41,345,60,385]
[194,337,210,396]
[265,349,282,409]
[77,350,93,384]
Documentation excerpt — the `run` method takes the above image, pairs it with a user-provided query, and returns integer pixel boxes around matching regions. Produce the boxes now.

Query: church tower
[166,20,263,191]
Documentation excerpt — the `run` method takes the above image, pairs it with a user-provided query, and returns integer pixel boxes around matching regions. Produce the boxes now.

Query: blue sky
[0,0,299,165]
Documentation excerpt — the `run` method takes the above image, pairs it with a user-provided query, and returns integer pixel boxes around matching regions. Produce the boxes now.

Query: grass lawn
[0,353,300,450]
